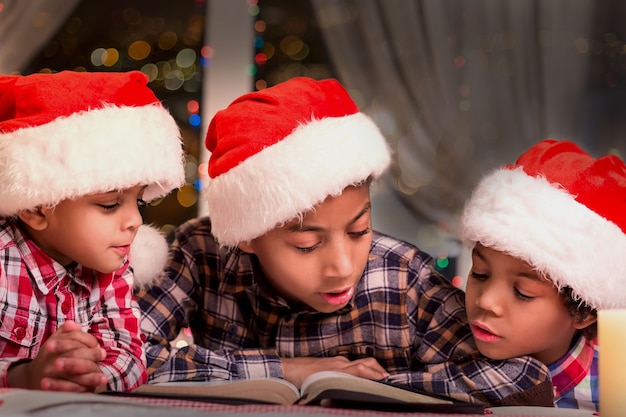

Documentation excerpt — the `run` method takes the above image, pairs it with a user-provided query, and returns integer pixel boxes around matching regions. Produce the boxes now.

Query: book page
[299,371,452,405]
[297,371,485,413]
[131,377,300,405]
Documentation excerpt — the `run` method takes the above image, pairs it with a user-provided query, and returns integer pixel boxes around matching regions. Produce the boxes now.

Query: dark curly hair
[559,287,597,340]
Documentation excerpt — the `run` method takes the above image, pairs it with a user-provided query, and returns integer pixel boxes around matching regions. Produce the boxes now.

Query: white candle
[599,309,626,417]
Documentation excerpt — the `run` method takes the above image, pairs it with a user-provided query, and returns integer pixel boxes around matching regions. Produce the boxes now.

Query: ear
[573,314,597,331]
[17,208,49,231]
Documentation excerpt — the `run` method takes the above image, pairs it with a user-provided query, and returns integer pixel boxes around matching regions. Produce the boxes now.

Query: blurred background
[2,0,625,285]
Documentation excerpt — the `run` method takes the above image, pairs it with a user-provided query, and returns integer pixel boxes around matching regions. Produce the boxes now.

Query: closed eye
[514,288,534,301]
[296,243,320,254]
[98,203,119,211]
[348,228,371,237]
[469,271,488,281]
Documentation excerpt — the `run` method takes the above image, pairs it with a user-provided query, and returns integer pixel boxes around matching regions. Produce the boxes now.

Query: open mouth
[471,322,501,343]
[112,244,131,255]
[320,286,354,306]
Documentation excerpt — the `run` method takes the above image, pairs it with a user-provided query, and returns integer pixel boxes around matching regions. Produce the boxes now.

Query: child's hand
[281,356,389,388]
[7,320,108,392]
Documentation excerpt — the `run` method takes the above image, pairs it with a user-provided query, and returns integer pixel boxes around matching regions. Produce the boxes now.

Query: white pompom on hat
[0,70,185,215]
[130,224,170,290]
[203,77,392,247]
[459,139,626,310]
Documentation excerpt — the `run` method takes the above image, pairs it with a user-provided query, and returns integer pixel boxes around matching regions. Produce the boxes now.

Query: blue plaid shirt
[137,216,552,406]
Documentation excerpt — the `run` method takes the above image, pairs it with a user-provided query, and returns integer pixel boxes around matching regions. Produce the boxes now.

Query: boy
[137,77,554,406]
[0,70,185,392]
[459,139,626,410]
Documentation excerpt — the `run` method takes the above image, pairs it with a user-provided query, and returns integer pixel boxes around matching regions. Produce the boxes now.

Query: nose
[472,281,504,317]
[123,203,143,231]
[322,237,355,280]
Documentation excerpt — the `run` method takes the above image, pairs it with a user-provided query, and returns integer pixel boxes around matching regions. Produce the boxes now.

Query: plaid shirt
[549,335,598,411]
[138,216,552,405]
[0,218,147,391]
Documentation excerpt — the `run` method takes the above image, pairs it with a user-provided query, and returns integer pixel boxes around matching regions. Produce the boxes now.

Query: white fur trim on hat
[130,224,169,290]
[0,104,185,216]
[459,167,626,310]
[205,112,391,247]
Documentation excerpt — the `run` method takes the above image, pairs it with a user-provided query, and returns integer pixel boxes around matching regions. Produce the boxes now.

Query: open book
[0,388,597,416]
[125,371,484,413]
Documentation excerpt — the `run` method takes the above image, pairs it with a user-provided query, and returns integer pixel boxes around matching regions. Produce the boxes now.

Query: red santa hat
[0,70,185,288]
[204,77,391,247]
[0,70,185,215]
[459,139,626,310]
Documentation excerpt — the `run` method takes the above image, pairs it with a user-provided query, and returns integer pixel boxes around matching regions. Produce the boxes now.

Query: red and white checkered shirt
[549,334,598,411]
[0,218,147,391]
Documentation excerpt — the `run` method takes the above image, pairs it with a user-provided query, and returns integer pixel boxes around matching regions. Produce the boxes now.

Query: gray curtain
[0,0,81,73]
[311,0,624,259]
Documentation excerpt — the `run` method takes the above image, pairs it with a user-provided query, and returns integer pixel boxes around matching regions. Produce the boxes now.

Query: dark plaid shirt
[138,216,551,405]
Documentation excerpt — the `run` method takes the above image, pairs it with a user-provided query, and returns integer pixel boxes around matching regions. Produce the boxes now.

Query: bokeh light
[255,20,266,32]
[187,99,200,114]
[436,257,450,270]
[128,40,151,61]
[158,31,178,50]
[254,36,264,49]
[248,5,260,16]
[140,63,159,81]
[262,42,275,60]
[176,48,196,68]
[451,276,465,289]
[255,52,267,65]
[177,184,198,208]
[184,159,198,183]
[201,45,214,59]
[189,114,201,127]
[164,69,184,90]
[255,79,267,90]
[103,48,119,67]
[90,48,106,66]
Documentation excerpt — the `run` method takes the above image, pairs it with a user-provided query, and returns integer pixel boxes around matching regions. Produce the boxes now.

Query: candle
[598,309,626,417]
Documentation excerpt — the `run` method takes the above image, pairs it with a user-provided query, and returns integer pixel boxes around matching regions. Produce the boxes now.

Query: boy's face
[23,185,146,273]
[465,243,586,365]
[238,184,372,313]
